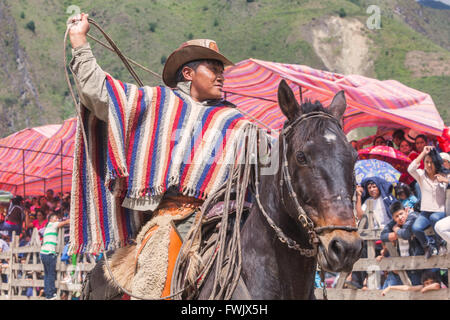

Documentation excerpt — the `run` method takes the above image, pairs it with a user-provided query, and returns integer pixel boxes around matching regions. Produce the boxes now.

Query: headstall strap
[255,111,356,257]
[277,112,355,246]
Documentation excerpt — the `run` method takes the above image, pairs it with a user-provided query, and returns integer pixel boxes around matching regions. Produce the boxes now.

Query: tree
[26,21,35,33]
[338,8,347,18]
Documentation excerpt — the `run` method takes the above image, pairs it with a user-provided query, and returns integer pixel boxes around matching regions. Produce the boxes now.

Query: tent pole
[22,149,25,199]
[60,140,64,208]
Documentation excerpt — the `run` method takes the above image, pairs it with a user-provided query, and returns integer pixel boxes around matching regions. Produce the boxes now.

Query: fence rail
[1,199,448,300]
[0,229,96,300]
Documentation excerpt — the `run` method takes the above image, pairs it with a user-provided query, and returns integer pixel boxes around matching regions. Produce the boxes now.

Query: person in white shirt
[40,213,70,300]
[408,146,448,258]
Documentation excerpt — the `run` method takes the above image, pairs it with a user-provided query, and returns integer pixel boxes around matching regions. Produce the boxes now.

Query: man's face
[393,209,407,226]
[184,61,224,102]
[367,183,380,199]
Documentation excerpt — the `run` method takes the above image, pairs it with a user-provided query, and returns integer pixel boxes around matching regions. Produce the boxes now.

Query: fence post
[384,242,411,286]
[6,231,16,299]
[56,231,64,298]
[365,199,381,289]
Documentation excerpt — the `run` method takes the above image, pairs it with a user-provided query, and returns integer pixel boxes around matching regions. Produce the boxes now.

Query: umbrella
[357,145,411,172]
[354,159,401,185]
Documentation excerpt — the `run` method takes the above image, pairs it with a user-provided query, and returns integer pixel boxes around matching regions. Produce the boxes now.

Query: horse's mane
[288,99,341,145]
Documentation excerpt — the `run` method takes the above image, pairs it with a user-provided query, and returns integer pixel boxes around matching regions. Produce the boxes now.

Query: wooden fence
[315,200,450,300]
[0,229,96,300]
[1,200,448,300]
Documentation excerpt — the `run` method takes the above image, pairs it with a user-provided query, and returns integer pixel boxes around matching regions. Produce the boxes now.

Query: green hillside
[0,0,449,138]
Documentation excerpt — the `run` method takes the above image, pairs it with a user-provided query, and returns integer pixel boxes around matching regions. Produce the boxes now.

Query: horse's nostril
[329,239,345,259]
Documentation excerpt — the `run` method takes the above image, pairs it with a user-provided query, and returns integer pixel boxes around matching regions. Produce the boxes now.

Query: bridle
[254,111,358,258]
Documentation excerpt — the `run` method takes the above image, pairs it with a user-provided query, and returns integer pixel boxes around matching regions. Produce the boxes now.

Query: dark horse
[197,80,362,299]
[82,80,362,300]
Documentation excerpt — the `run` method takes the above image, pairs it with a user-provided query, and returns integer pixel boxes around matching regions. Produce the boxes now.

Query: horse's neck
[240,171,316,299]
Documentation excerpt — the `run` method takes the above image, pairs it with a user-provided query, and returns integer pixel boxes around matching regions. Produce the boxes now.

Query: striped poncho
[69,74,256,254]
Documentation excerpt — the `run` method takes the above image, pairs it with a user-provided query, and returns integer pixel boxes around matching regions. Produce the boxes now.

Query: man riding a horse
[68,12,255,299]
[68,12,362,300]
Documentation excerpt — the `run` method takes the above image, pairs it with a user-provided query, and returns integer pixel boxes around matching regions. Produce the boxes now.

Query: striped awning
[0,118,77,196]
[223,59,445,136]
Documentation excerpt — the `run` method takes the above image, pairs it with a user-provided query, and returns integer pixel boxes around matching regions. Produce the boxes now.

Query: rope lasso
[64,17,197,301]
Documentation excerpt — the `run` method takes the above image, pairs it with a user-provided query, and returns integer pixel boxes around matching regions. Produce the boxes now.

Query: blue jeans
[412,211,446,249]
[382,272,402,289]
[40,253,57,299]
[382,270,422,289]
[0,222,21,238]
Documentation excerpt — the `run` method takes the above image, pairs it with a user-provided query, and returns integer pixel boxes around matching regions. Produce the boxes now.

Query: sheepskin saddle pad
[103,198,200,299]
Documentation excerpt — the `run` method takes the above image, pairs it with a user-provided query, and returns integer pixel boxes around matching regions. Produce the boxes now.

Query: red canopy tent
[0,118,77,197]
[222,59,445,137]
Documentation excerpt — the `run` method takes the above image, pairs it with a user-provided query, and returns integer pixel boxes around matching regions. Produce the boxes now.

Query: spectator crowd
[0,189,74,299]
[346,128,450,294]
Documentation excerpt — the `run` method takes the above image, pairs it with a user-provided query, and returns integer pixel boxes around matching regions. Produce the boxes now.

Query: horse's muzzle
[317,233,363,272]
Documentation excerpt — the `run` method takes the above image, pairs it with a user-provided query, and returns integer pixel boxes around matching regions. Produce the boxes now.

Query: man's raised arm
[68,12,108,122]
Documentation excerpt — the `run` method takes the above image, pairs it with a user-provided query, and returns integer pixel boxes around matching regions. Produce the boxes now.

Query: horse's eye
[296,151,307,165]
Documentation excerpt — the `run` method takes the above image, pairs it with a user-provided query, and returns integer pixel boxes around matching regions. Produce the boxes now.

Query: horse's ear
[278,80,301,121]
[329,90,347,121]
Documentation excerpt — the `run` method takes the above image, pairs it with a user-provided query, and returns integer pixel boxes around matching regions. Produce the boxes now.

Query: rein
[254,111,357,257]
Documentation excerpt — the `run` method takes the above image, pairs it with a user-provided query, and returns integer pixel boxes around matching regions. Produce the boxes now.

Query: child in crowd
[381,269,442,296]
[380,201,423,287]
[394,183,418,212]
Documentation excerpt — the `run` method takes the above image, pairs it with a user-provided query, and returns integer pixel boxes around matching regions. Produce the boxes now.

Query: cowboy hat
[162,39,233,88]
[405,129,421,144]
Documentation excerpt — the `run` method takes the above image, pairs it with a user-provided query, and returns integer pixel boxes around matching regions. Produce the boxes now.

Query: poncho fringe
[69,74,256,254]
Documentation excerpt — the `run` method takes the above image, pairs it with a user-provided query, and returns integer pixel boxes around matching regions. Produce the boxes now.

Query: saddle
[103,195,202,299]
[103,192,252,300]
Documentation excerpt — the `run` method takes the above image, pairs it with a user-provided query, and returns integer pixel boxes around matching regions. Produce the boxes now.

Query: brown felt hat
[162,39,233,88]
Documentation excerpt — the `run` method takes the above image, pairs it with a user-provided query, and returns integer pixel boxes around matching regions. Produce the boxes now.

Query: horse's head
[277,80,362,272]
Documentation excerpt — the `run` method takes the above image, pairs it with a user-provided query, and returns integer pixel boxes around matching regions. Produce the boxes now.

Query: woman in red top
[31,208,47,239]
